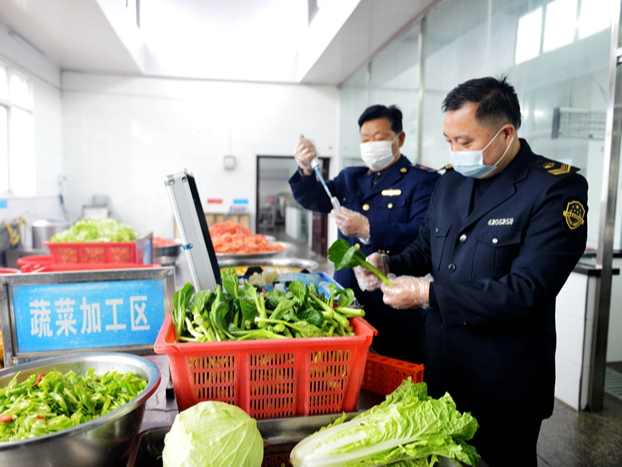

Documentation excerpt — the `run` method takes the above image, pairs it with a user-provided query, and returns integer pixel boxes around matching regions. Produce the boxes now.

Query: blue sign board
[11,279,165,352]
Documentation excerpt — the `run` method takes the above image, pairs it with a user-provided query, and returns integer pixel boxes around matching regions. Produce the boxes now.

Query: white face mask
[360,135,399,171]
[449,127,514,179]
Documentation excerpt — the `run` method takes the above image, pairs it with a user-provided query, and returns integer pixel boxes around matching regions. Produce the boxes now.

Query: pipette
[300,135,341,211]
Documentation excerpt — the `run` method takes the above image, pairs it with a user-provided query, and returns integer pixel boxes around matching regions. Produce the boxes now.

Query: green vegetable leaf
[49,218,138,243]
[290,378,480,467]
[288,281,309,305]
[298,308,324,328]
[221,268,240,298]
[328,239,392,286]
[173,282,194,339]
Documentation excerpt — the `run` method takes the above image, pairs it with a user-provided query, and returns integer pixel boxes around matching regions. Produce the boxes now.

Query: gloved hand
[354,253,389,292]
[294,137,317,172]
[332,207,370,238]
[380,275,432,309]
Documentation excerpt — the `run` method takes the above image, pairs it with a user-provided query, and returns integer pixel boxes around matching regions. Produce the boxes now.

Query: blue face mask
[449,127,514,178]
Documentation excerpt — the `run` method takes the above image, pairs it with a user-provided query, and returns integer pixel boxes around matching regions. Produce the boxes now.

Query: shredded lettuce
[290,378,480,467]
[49,218,138,243]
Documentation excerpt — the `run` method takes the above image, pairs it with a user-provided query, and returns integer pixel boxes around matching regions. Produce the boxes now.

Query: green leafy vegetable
[49,217,138,243]
[171,270,365,342]
[328,238,392,286]
[0,369,147,442]
[289,378,480,467]
[162,400,263,467]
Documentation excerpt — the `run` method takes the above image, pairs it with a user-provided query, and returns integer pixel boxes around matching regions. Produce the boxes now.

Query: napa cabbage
[290,378,480,467]
[162,401,263,467]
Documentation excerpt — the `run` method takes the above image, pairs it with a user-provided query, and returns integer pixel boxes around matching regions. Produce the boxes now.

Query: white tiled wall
[61,73,339,238]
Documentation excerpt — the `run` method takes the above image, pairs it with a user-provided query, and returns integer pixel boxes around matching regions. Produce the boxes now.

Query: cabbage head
[162,401,263,467]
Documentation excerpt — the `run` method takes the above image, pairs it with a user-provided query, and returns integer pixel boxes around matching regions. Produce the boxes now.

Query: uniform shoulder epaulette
[411,163,437,173]
[438,164,453,174]
[531,156,579,178]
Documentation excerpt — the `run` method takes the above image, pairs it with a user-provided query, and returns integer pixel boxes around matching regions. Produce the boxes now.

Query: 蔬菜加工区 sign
[11,279,165,352]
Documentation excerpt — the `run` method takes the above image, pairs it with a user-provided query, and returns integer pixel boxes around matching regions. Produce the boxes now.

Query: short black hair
[442,76,522,130]
[358,105,403,134]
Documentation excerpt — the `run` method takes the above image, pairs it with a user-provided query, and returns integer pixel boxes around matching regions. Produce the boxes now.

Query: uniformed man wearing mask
[355,77,588,466]
[289,105,439,362]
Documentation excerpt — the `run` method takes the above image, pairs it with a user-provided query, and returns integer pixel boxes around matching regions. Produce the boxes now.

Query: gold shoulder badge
[532,156,578,178]
[563,199,586,231]
[400,167,407,173]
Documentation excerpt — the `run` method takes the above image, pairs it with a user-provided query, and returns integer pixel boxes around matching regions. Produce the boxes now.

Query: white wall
[61,72,339,239]
[0,24,65,248]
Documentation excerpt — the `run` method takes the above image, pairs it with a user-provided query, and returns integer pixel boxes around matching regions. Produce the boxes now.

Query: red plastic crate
[154,313,377,419]
[362,353,424,396]
[17,255,156,273]
[28,263,158,273]
[17,255,54,272]
[43,241,137,264]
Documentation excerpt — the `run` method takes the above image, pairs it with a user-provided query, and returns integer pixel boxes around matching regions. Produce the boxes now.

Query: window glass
[9,71,32,109]
[370,24,420,163]
[543,0,577,53]
[422,0,611,249]
[0,65,8,100]
[338,67,368,169]
[9,107,35,197]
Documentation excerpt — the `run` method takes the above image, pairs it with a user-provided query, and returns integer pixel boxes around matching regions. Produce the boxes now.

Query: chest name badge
[563,200,586,230]
[488,218,514,226]
[381,189,402,197]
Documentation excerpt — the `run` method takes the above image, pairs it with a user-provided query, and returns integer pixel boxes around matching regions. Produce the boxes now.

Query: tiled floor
[270,227,622,467]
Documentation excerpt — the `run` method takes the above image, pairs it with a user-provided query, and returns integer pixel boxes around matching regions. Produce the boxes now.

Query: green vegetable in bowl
[49,218,138,243]
[0,369,147,442]
[162,400,263,467]
[289,378,480,467]
[328,238,392,286]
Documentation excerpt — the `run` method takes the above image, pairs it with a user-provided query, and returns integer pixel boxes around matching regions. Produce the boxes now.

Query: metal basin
[0,352,160,467]
[153,244,181,266]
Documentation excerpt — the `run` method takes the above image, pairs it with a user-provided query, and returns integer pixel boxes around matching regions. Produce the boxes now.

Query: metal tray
[217,256,318,272]
[215,241,291,260]
[126,413,355,467]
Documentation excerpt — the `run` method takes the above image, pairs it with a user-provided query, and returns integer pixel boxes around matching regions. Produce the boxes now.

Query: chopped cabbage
[49,218,138,243]
[162,401,263,467]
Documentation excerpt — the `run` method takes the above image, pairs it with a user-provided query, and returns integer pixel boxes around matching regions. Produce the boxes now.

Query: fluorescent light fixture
[579,0,611,39]
[515,7,543,64]
[543,0,577,53]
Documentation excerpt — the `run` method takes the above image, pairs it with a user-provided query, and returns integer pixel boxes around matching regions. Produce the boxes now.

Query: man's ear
[503,125,516,141]
[398,131,406,146]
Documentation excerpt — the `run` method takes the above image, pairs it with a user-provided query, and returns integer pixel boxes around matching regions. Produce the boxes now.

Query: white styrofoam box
[554,356,582,410]
[607,258,622,362]
[556,272,589,319]
[556,312,586,367]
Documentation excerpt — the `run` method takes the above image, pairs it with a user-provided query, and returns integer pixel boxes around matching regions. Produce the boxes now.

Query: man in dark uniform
[289,105,439,362]
[355,77,588,466]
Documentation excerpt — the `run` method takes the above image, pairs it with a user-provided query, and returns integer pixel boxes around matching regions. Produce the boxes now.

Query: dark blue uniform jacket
[289,155,440,361]
[388,139,588,419]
